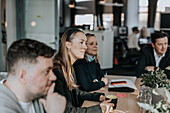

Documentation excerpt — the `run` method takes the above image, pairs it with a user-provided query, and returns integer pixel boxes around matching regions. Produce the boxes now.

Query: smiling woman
[53,28,114,113]
[54,28,87,90]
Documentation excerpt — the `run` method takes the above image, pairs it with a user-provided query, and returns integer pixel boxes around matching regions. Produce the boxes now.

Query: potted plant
[140,69,169,89]
[138,88,170,113]
[137,70,170,113]
[141,69,169,100]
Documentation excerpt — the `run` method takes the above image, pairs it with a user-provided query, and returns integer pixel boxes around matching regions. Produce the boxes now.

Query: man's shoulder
[129,33,135,36]
[165,47,170,56]
[0,84,23,112]
[0,84,18,101]
[0,84,10,95]
[141,46,153,53]
[167,47,170,52]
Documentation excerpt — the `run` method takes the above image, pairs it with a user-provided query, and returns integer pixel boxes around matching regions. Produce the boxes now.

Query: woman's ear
[66,41,71,50]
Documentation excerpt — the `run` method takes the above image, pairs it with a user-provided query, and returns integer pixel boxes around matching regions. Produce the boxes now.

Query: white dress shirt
[153,49,165,67]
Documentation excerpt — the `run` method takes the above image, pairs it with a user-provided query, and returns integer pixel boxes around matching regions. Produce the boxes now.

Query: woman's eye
[80,42,83,44]
[90,42,93,45]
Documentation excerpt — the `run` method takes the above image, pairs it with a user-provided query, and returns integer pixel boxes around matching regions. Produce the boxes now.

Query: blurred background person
[127,27,140,51]
[53,28,114,113]
[74,33,108,92]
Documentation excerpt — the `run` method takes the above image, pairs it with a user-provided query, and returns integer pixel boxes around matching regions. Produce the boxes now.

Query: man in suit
[136,31,170,78]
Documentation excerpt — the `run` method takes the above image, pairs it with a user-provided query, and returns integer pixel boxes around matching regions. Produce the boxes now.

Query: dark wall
[160,13,170,45]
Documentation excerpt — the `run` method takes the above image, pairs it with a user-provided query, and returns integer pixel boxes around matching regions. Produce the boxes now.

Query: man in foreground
[0,39,66,113]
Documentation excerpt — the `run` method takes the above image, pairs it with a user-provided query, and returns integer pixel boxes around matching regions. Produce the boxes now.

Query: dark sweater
[136,47,170,78]
[53,64,104,113]
[73,59,105,92]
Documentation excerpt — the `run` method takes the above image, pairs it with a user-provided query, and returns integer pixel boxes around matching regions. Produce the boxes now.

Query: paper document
[108,79,137,90]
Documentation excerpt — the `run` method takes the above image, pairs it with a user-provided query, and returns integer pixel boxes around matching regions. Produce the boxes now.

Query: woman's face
[86,36,98,57]
[68,32,87,63]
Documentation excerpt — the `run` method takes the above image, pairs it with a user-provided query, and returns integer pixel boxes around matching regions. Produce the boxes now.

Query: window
[75,14,94,30]
[139,0,170,30]
[102,14,113,30]
[139,0,148,29]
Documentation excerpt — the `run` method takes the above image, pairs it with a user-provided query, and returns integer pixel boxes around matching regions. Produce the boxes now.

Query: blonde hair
[54,28,84,90]
[85,33,98,63]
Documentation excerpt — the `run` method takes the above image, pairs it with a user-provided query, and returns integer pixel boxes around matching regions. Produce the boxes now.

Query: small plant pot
[152,88,166,104]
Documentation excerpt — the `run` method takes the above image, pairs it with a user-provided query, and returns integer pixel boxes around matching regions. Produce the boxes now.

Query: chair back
[0,72,7,81]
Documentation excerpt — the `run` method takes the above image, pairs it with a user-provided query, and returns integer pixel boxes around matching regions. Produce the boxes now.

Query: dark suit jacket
[73,59,105,92]
[53,64,104,113]
[136,47,170,78]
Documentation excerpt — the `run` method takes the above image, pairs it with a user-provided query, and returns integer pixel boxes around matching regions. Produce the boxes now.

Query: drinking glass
[138,86,152,113]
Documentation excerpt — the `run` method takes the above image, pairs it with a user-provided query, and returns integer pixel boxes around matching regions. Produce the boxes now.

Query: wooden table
[82,75,142,113]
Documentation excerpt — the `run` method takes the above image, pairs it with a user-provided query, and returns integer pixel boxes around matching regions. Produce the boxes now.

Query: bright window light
[75,0,92,2]
[75,14,93,30]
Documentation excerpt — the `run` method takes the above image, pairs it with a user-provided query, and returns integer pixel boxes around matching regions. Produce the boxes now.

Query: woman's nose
[94,44,97,48]
[84,43,87,50]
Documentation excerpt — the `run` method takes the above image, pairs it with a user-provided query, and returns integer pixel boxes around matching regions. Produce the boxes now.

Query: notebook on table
[108,78,137,92]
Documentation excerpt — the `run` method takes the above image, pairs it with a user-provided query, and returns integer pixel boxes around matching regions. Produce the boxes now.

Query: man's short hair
[132,27,139,32]
[6,39,56,74]
[151,31,169,44]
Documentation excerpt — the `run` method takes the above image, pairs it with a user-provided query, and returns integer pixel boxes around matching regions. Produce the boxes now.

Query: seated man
[136,31,170,78]
[0,39,66,113]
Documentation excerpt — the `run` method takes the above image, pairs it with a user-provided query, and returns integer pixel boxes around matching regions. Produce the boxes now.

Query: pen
[105,70,107,78]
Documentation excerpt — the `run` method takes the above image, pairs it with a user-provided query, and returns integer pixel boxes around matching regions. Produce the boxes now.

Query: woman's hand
[100,100,114,113]
[99,95,106,102]
[101,77,108,85]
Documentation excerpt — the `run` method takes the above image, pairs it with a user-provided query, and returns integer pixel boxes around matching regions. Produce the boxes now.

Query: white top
[19,101,36,113]
[0,79,36,113]
[153,49,165,67]
[127,33,140,50]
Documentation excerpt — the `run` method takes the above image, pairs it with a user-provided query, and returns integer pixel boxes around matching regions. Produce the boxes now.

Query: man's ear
[151,43,155,48]
[66,41,71,50]
[17,69,27,84]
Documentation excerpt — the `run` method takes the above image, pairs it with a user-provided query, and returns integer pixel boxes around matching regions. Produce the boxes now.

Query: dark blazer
[136,47,170,78]
[53,64,104,113]
[73,59,105,92]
